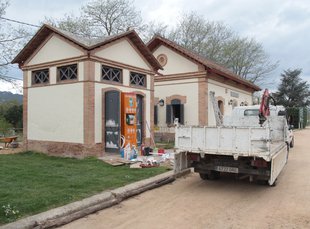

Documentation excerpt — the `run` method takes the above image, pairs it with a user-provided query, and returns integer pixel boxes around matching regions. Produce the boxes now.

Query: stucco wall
[155,78,199,127]
[152,45,199,75]
[94,39,151,70]
[94,62,152,143]
[208,79,253,126]
[27,83,84,143]
[27,35,84,65]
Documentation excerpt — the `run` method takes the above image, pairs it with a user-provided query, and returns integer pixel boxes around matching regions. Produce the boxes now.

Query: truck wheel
[199,173,208,180]
[290,137,294,148]
[209,171,220,180]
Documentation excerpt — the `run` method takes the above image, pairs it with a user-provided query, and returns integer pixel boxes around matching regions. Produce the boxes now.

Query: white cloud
[0,80,23,94]
[6,0,87,24]
[137,0,185,26]
[2,0,310,92]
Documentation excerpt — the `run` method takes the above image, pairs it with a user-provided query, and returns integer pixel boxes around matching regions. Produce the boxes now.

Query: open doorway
[136,94,143,146]
[172,104,181,122]
[218,100,224,115]
[166,99,184,124]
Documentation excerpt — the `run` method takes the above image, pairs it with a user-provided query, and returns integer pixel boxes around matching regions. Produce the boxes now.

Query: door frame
[102,87,121,153]
[134,91,146,146]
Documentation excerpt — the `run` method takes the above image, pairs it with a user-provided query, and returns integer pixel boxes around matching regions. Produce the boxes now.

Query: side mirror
[289,125,294,130]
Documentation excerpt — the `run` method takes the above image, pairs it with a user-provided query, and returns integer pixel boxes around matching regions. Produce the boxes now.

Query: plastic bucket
[120,148,124,158]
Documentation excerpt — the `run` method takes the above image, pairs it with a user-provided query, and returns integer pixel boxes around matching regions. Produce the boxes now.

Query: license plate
[215,166,239,173]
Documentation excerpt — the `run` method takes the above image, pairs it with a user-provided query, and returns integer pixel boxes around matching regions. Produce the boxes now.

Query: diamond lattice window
[130,72,146,87]
[32,69,49,84]
[57,64,78,81]
[101,66,122,83]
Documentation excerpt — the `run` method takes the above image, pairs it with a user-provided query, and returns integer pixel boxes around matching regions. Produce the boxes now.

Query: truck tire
[208,171,220,180]
[199,173,208,180]
[290,137,294,148]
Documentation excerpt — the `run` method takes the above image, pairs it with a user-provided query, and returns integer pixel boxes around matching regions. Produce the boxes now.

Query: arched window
[218,100,224,115]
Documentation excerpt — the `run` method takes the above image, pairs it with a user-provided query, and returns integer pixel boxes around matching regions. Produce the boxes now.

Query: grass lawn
[0,152,168,224]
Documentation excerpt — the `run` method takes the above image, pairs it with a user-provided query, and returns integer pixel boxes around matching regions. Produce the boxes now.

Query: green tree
[4,104,22,128]
[0,117,12,136]
[273,69,310,107]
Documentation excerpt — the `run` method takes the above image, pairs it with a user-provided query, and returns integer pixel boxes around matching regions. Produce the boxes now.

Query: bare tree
[222,37,278,85]
[0,0,33,84]
[169,13,234,61]
[169,12,211,55]
[44,0,144,38]
[82,0,143,36]
[167,12,278,85]
[44,14,95,39]
[0,0,10,74]
[142,21,169,42]
[0,0,8,16]
[43,6,277,86]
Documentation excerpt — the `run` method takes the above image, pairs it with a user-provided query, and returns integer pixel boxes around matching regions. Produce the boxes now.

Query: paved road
[60,128,310,229]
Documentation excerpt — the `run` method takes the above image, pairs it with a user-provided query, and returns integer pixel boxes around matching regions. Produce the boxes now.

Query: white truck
[174,104,293,186]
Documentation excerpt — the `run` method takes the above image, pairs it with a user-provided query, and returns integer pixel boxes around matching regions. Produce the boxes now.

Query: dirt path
[60,129,310,229]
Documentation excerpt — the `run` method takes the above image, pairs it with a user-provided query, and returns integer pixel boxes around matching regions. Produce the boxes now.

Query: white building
[13,25,261,156]
[147,36,260,134]
[12,24,161,157]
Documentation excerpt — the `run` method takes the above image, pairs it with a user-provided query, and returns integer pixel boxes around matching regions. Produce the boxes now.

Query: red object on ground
[0,136,17,148]
[158,148,165,155]
[140,163,160,168]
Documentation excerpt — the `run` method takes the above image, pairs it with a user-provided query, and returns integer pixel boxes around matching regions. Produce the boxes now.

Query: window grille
[57,64,78,81]
[32,69,49,84]
[130,72,146,87]
[101,65,122,83]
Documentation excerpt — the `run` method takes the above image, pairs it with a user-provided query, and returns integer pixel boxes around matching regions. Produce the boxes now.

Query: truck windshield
[244,109,259,116]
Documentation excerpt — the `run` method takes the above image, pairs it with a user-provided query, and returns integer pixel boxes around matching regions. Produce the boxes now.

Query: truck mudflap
[269,144,288,185]
[174,151,189,173]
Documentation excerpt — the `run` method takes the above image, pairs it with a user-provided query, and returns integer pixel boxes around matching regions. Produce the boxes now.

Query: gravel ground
[60,128,310,229]
[0,143,23,155]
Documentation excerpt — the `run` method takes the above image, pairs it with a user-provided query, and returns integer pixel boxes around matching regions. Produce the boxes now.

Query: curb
[1,169,191,229]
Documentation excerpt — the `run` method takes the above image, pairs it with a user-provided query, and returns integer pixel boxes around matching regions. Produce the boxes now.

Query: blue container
[120,148,124,158]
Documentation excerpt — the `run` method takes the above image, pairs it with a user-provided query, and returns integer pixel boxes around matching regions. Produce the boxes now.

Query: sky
[2,0,310,93]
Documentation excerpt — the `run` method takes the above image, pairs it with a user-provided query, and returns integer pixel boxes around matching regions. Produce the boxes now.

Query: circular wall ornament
[157,54,168,67]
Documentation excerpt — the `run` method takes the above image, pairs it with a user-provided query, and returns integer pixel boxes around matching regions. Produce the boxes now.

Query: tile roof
[147,35,260,91]
[12,24,162,71]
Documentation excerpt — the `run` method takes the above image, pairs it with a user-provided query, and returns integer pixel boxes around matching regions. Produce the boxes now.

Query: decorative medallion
[157,54,168,67]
